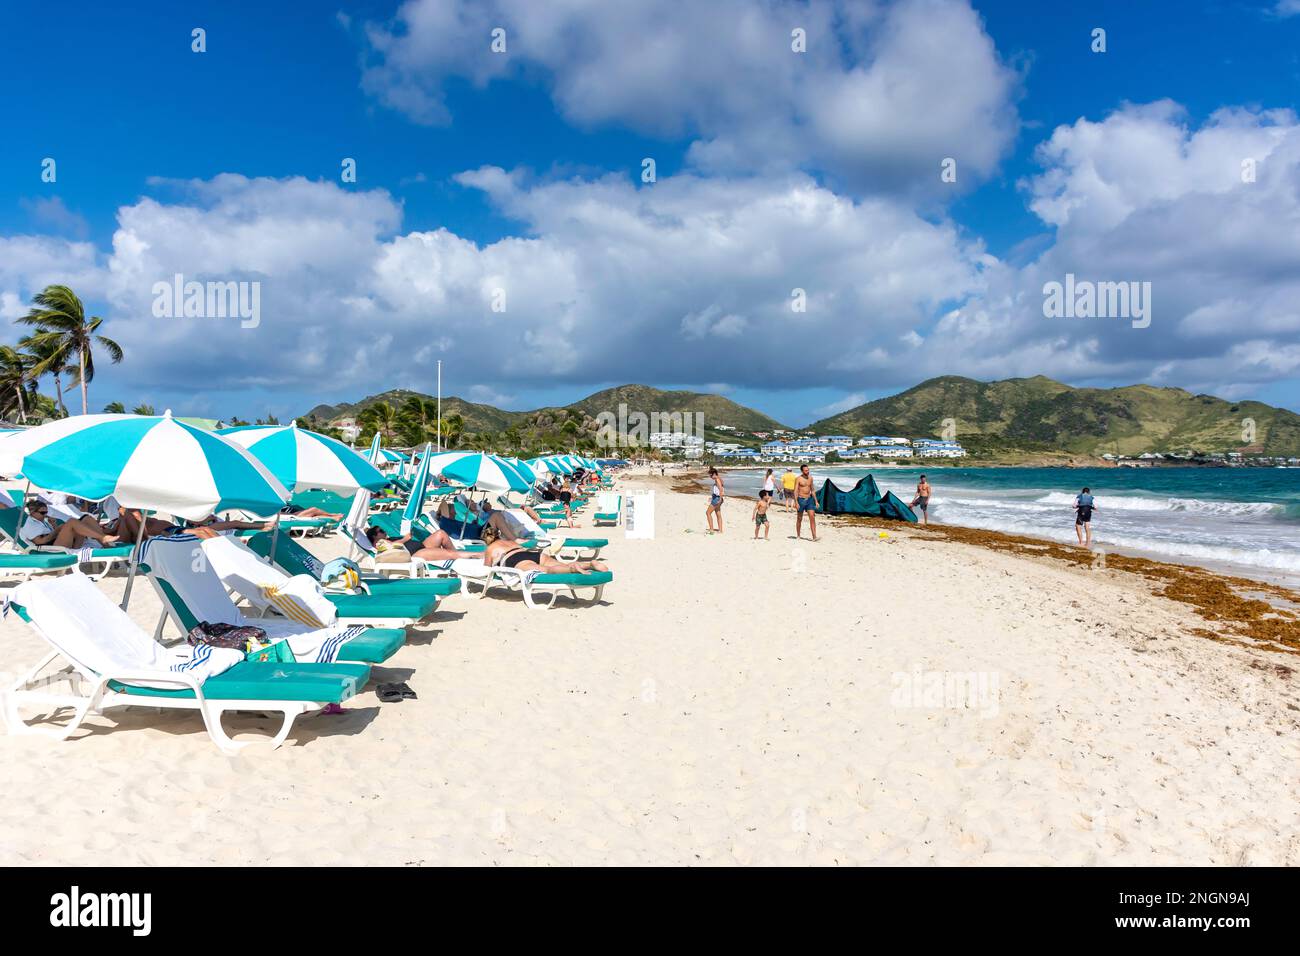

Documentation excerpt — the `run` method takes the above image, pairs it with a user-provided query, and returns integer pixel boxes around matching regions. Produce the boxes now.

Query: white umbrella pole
[437,360,442,453]
[119,509,150,611]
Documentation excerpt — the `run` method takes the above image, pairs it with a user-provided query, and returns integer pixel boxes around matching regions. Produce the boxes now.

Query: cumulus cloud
[2,102,1298,415]
[360,0,1020,196]
[931,102,1300,393]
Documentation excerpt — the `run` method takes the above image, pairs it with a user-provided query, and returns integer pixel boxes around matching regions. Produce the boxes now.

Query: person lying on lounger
[365,524,480,563]
[114,509,275,541]
[481,525,607,574]
[21,500,123,549]
[477,499,540,542]
[280,504,343,520]
[433,499,485,539]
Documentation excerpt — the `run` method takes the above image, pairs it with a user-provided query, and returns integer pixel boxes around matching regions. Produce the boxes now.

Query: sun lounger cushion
[533,571,614,586]
[331,627,404,664]
[86,545,135,559]
[324,592,439,621]
[107,661,371,702]
[0,552,77,569]
[554,538,607,549]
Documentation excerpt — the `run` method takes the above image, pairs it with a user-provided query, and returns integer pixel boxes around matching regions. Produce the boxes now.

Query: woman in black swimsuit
[366,525,479,562]
[482,527,608,573]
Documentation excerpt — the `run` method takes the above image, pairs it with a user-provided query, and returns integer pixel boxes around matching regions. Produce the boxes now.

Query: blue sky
[2,0,1299,427]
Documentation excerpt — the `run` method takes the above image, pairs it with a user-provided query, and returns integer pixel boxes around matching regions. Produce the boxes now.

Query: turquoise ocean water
[716,465,1300,585]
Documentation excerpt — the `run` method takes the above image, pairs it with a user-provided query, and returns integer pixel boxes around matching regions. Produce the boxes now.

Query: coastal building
[912,439,966,458]
[335,418,362,441]
[858,436,911,446]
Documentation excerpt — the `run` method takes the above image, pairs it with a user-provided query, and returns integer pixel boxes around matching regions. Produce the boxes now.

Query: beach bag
[320,557,364,593]
[187,621,268,651]
[244,639,296,663]
[262,573,338,627]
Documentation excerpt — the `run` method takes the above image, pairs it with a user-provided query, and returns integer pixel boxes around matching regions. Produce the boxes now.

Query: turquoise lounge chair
[5,573,370,754]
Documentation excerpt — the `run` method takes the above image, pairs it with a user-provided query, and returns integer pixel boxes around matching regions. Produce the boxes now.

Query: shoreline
[659,464,1300,591]
[660,473,1299,656]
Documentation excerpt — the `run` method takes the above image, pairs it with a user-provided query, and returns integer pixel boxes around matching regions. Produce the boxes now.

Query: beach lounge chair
[242,531,459,600]
[0,506,134,580]
[138,535,407,665]
[0,550,78,584]
[196,533,442,628]
[3,572,369,754]
[592,494,622,526]
[422,556,613,610]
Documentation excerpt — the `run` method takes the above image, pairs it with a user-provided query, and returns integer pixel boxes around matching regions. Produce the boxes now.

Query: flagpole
[437,360,442,453]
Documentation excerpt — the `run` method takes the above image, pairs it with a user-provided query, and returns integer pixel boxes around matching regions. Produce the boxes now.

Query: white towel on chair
[140,535,356,663]
[5,574,242,689]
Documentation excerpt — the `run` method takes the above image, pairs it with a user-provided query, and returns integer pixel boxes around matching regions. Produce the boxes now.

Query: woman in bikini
[705,467,725,533]
[481,526,608,574]
[366,525,480,563]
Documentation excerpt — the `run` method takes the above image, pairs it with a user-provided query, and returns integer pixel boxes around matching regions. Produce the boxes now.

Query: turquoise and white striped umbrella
[401,443,432,534]
[216,422,383,565]
[529,455,574,476]
[218,422,387,494]
[377,447,408,463]
[0,412,289,520]
[502,457,537,485]
[421,451,533,492]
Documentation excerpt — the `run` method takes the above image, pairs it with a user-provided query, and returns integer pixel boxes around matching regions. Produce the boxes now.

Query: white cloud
[1273,1,1300,18]
[360,0,1020,195]
[4,99,1300,411]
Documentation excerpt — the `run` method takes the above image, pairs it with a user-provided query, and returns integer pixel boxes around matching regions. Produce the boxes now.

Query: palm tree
[358,401,399,444]
[18,333,73,418]
[437,413,464,451]
[132,403,155,416]
[18,285,124,415]
[397,396,439,446]
[0,345,36,423]
[102,401,125,413]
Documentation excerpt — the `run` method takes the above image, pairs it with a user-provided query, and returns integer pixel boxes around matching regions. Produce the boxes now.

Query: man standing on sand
[781,467,797,511]
[794,464,818,541]
[1075,486,1097,546]
[910,474,932,526]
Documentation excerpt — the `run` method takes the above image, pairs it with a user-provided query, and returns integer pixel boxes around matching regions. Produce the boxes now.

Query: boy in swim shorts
[752,489,772,540]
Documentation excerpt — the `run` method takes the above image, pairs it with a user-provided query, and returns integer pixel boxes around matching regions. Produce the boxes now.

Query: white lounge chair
[138,534,406,665]
[424,556,613,610]
[1,572,369,754]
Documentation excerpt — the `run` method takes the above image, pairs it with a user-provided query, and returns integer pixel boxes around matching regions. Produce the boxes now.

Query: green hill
[567,385,788,440]
[304,384,790,450]
[806,376,1300,458]
[305,388,516,435]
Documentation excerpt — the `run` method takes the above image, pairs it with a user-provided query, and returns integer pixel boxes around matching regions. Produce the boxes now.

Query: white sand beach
[1,475,1297,866]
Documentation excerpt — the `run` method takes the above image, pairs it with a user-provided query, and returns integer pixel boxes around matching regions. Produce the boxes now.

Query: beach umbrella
[503,457,537,484]
[0,412,289,607]
[420,451,533,493]
[533,455,574,476]
[401,443,433,535]
[217,422,387,495]
[0,412,289,519]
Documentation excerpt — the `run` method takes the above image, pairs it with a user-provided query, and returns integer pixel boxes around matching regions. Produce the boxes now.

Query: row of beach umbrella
[0,414,604,604]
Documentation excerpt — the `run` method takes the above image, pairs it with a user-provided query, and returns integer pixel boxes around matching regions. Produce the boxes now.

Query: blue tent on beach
[816,474,917,522]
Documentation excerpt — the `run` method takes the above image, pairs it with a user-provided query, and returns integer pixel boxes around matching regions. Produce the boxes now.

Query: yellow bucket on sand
[878,531,889,539]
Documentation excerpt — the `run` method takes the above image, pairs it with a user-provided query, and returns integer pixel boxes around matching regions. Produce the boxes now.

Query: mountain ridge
[302,377,1300,458]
